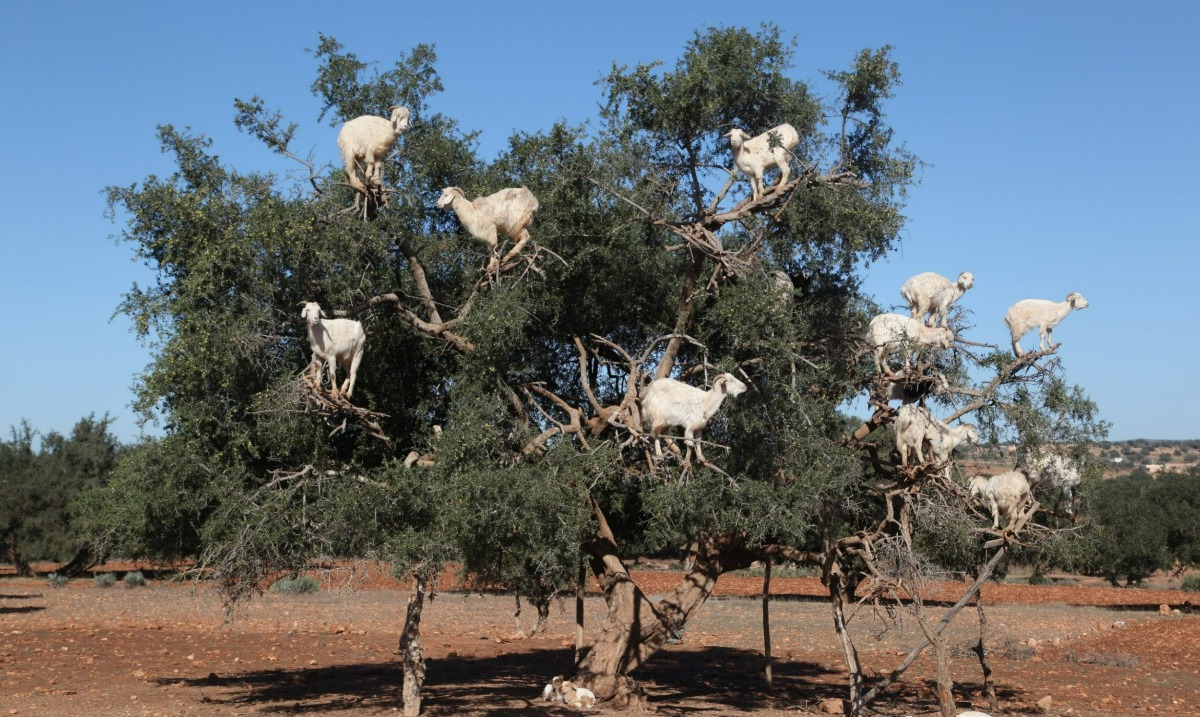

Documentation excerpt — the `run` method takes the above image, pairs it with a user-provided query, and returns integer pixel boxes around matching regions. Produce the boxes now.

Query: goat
[894,404,978,473]
[435,186,540,272]
[641,373,747,467]
[337,106,411,204]
[968,471,1032,530]
[723,123,800,201]
[1021,448,1083,515]
[541,675,565,703]
[300,301,365,399]
[1004,292,1089,356]
[900,271,974,327]
[559,680,596,709]
[866,313,954,376]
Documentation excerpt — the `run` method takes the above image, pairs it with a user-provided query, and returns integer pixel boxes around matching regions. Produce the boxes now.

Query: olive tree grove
[87,26,1105,716]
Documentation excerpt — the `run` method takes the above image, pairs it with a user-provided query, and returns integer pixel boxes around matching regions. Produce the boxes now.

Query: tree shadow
[154,644,841,715]
[0,605,45,614]
[1098,602,1195,614]
[874,679,1035,716]
[0,591,44,614]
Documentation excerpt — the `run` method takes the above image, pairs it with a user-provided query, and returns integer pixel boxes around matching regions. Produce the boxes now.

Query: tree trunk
[830,566,863,716]
[532,596,550,636]
[398,574,429,717]
[56,546,96,578]
[513,592,523,633]
[858,547,1007,709]
[2,533,31,577]
[575,557,586,667]
[972,585,999,712]
[916,611,957,717]
[574,527,754,706]
[656,251,705,379]
[762,557,773,691]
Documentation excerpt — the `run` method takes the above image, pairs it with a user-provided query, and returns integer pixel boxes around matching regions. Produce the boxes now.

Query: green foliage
[1077,470,1200,585]
[0,416,120,568]
[81,25,1111,636]
[271,575,320,594]
[94,572,117,588]
[1181,574,1200,593]
[123,571,148,588]
[47,573,69,588]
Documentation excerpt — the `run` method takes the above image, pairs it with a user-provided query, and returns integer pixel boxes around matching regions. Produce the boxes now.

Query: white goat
[435,186,540,270]
[337,106,411,197]
[724,123,800,201]
[1021,448,1082,515]
[968,471,1032,530]
[894,404,978,471]
[866,313,954,375]
[900,271,974,327]
[541,675,565,703]
[641,373,748,466]
[558,680,596,709]
[1004,292,1089,356]
[300,301,366,399]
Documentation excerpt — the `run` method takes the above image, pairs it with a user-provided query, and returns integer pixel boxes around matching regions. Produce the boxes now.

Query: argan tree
[90,26,1104,715]
[0,416,120,575]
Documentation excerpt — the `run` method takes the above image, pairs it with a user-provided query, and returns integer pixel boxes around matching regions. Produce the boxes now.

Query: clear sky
[1,1,1197,443]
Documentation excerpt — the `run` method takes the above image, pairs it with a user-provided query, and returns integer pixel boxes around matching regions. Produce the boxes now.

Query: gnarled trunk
[2,533,31,577]
[573,525,754,706]
[398,574,429,717]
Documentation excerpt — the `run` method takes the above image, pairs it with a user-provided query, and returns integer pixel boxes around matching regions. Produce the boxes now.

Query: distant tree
[1083,472,1173,585]
[0,416,120,575]
[1156,469,1200,570]
[0,422,38,575]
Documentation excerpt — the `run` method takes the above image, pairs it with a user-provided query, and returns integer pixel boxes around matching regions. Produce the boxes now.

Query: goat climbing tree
[92,25,1105,716]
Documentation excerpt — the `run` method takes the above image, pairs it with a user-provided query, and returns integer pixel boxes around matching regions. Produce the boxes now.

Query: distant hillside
[957,439,1200,478]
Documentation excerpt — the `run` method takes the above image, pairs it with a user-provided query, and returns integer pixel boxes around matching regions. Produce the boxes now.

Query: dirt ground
[2,565,1198,716]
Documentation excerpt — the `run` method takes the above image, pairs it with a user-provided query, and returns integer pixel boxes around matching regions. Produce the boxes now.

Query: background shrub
[94,572,116,588]
[123,570,147,588]
[271,575,320,594]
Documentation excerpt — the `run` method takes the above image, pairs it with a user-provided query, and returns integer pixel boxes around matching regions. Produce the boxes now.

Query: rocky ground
[2,564,1198,716]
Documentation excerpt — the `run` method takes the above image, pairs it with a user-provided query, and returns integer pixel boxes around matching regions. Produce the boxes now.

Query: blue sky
[1,2,1197,443]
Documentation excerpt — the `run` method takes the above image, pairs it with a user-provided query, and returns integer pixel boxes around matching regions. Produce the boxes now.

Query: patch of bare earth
[2,566,1198,716]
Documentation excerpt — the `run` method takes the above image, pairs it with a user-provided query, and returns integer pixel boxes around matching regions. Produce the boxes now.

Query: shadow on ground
[156,645,850,714]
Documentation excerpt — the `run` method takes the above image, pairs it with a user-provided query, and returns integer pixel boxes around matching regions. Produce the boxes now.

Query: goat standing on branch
[724,123,800,202]
[337,105,410,212]
[969,471,1032,530]
[435,186,540,276]
[900,271,974,328]
[865,313,954,377]
[640,373,747,469]
[1004,292,1088,356]
[300,301,365,400]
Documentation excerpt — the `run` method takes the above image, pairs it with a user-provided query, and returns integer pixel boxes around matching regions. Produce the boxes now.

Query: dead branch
[359,293,475,353]
[302,380,391,444]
